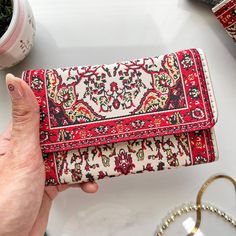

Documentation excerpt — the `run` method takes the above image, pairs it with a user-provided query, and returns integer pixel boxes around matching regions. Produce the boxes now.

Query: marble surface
[0,0,236,235]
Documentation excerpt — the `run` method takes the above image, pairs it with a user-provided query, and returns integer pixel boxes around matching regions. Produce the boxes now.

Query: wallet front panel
[22,48,216,153]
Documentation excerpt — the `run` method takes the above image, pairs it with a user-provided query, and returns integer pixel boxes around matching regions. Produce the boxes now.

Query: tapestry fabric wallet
[22,48,218,186]
[213,0,236,42]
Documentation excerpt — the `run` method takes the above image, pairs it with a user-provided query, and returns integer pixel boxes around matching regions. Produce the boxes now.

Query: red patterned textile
[22,48,218,186]
[213,0,236,41]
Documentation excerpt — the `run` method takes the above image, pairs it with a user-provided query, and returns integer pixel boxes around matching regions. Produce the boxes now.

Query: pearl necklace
[156,175,236,236]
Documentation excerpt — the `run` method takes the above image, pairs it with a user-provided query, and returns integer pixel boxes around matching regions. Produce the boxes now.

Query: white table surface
[0,0,236,235]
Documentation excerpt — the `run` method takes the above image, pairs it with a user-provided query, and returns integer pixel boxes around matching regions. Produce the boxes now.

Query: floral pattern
[45,52,186,129]
[180,53,193,69]
[31,76,43,91]
[189,87,200,99]
[55,86,76,109]
[153,73,175,94]
[114,149,135,175]
[191,108,205,120]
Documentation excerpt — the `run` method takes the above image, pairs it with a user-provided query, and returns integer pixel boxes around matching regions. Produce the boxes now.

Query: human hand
[0,74,98,236]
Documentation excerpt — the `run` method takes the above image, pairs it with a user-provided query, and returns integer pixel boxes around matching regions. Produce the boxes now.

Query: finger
[44,186,61,200]
[56,184,70,192]
[80,182,98,193]
[68,183,81,188]
[6,74,40,154]
[28,192,52,236]
[44,184,82,201]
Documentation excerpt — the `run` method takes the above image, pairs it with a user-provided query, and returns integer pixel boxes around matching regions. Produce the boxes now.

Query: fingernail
[6,74,23,99]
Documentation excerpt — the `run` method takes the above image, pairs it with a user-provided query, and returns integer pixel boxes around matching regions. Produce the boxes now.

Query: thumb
[6,73,40,147]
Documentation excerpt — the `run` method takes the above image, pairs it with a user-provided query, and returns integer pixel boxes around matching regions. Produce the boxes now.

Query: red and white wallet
[22,48,218,186]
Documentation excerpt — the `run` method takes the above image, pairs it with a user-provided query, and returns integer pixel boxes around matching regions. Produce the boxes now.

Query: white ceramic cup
[0,0,35,70]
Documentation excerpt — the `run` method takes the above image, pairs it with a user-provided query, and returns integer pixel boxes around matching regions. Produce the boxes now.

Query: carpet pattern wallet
[22,48,218,186]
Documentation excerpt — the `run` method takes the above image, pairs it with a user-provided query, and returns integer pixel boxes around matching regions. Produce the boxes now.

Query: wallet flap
[22,48,217,153]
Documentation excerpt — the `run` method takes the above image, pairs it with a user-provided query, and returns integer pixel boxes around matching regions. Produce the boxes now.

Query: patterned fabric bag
[22,48,218,186]
[213,0,236,42]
